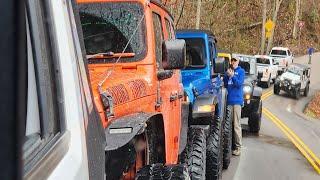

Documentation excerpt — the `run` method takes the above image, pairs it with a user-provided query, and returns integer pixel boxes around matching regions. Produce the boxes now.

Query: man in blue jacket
[223,56,245,156]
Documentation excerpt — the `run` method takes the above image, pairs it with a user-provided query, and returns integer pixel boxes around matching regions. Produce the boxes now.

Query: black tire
[248,100,262,133]
[206,116,224,180]
[136,164,190,180]
[304,84,309,97]
[222,106,233,169]
[294,88,300,99]
[265,76,271,88]
[274,85,280,95]
[180,128,206,180]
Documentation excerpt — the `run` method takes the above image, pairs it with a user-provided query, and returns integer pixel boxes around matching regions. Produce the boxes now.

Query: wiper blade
[87,52,135,60]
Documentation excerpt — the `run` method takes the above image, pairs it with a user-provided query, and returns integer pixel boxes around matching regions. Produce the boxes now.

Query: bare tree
[266,0,283,54]
[196,0,202,29]
[260,0,267,54]
[292,0,301,39]
[175,0,186,28]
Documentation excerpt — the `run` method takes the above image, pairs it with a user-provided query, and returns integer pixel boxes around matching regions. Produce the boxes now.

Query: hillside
[165,0,320,55]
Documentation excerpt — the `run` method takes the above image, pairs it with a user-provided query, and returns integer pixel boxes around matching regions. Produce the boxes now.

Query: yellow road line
[264,108,320,167]
[261,90,273,100]
[263,109,320,174]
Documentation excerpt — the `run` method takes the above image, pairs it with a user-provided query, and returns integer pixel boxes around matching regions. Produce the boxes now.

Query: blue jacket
[223,66,245,105]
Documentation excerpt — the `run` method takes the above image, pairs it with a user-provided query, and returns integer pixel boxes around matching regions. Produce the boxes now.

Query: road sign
[265,19,275,31]
[266,31,272,38]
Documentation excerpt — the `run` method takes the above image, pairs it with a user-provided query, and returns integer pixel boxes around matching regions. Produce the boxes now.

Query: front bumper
[276,81,300,94]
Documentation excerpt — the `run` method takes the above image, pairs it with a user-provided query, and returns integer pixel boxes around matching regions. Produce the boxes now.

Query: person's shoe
[232,148,241,156]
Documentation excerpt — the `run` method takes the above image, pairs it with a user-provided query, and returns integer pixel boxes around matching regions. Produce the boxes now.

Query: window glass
[270,50,287,56]
[256,58,270,64]
[184,38,206,68]
[165,19,173,40]
[24,2,62,173]
[79,2,146,63]
[152,13,163,69]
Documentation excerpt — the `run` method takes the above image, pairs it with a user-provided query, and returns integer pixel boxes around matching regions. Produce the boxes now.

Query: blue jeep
[177,29,232,179]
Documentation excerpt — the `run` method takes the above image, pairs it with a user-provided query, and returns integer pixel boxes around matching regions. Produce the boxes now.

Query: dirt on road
[305,91,320,119]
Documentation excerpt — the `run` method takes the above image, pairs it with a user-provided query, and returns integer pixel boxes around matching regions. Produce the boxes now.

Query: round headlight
[243,85,252,94]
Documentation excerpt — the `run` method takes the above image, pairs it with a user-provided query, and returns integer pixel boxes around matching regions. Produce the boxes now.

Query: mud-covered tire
[135,164,190,180]
[274,85,280,95]
[206,116,224,180]
[248,100,262,133]
[222,106,233,169]
[180,128,206,180]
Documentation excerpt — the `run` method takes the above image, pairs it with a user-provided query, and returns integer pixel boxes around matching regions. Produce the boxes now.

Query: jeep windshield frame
[184,38,207,69]
[78,2,147,63]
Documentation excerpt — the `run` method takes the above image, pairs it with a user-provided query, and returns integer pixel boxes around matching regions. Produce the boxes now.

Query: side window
[153,13,163,69]
[165,19,174,40]
[24,1,65,177]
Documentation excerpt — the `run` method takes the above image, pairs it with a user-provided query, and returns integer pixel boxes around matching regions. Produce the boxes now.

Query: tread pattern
[206,116,224,180]
[222,105,233,169]
[136,164,190,180]
[180,128,206,180]
[248,100,262,133]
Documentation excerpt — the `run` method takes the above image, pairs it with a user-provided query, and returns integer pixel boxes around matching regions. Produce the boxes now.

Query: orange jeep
[77,0,191,179]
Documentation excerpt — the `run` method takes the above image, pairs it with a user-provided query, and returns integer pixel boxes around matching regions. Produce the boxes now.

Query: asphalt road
[222,53,320,180]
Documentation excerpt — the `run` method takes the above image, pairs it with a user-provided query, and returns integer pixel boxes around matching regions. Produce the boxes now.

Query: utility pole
[260,0,267,54]
[196,0,202,29]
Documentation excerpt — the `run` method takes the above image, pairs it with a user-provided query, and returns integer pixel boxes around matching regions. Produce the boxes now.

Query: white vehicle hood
[281,72,300,81]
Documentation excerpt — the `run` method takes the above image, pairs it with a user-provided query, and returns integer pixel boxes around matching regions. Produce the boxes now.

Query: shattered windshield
[78,2,146,63]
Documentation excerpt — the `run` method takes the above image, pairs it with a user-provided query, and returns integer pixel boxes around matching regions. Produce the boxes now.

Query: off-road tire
[222,106,233,169]
[304,84,309,97]
[180,128,206,180]
[265,76,271,88]
[206,116,224,180]
[136,164,190,180]
[294,88,300,99]
[274,85,280,95]
[248,100,262,133]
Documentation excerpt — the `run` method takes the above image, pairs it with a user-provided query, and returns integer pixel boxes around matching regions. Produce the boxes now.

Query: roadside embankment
[304,91,320,119]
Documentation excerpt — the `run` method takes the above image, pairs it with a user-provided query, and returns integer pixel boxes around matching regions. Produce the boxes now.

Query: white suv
[269,47,294,72]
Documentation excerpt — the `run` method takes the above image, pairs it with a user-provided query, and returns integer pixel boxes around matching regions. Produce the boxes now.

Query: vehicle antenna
[98,14,146,93]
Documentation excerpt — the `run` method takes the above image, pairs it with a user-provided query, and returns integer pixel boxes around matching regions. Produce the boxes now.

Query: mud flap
[179,102,189,154]
[105,112,158,151]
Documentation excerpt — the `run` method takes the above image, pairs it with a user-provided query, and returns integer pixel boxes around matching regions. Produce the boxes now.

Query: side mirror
[162,39,186,70]
[214,57,229,75]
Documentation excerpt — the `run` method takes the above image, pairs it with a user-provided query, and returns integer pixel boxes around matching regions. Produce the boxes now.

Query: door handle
[170,93,178,102]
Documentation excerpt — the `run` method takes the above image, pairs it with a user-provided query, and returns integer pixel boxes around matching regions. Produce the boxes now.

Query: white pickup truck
[269,47,294,73]
[255,55,279,88]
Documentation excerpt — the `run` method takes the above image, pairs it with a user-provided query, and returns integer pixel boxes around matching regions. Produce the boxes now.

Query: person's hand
[227,68,234,77]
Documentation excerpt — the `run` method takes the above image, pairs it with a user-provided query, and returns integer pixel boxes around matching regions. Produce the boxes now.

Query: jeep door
[151,4,182,164]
